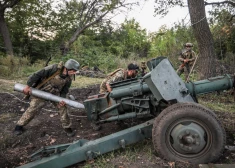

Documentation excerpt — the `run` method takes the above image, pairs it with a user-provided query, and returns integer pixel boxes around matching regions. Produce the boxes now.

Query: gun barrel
[185,75,234,95]
[14,83,84,109]
[110,83,150,99]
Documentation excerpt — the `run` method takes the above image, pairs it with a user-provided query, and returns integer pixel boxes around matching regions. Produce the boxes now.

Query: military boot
[64,128,75,137]
[14,125,24,135]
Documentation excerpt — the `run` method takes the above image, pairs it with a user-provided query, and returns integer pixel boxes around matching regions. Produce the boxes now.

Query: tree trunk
[188,0,216,79]
[0,11,14,56]
[61,11,109,56]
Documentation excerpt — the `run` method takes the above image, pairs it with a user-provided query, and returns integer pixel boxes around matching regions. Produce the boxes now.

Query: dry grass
[0,113,17,123]
[72,76,103,88]
[0,56,30,78]
[0,78,27,93]
[0,76,103,93]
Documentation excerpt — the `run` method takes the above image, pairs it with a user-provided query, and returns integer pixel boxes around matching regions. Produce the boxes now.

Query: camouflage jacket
[178,50,196,65]
[99,68,126,93]
[27,64,72,98]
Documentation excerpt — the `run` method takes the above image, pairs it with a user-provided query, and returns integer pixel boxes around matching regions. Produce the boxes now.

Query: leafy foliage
[0,0,234,78]
[154,0,185,16]
[149,24,196,68]
[115,19,150,58]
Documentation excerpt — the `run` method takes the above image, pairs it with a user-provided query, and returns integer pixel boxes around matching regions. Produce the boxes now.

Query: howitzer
[16,57,235,168]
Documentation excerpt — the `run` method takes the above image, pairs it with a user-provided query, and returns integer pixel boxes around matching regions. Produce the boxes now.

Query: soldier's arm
[106,83,112,92]
[105,77,117,92]
[60,80,72,98]
[27,64,57,87]
[188,51,196,62]
[106,77,122,92]
[106,71,124,92]
[178,52,184,62]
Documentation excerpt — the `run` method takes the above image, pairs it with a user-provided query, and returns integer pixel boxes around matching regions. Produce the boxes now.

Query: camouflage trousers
[177,64,192,81]
[17,97,71,129]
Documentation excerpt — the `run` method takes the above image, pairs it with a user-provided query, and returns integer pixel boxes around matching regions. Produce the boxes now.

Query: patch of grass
[81,139,157,168]
[0,55,31,78]
[0,78,28,93]
[200,101,235,113]
[0,113,17,122]
[198,92,235,133]
[72,76,103,88]
[198,92,235,113]
[0,75,103,93]
[0,133,13,150]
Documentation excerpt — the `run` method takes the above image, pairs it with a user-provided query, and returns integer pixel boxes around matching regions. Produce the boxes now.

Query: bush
[0,55,44,78]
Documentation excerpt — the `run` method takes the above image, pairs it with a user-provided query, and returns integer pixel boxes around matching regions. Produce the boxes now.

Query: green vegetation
[82,140,155,168]
[0,1,234,79]
[0,0,234,81]
[72,76,103,88]
[198,92,235,113]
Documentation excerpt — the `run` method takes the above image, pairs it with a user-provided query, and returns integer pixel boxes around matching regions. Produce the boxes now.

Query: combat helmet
[64,59,80,71]
[184,42,193,47]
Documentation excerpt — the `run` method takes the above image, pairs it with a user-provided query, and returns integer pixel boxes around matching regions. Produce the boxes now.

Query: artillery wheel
[152,102,226,164]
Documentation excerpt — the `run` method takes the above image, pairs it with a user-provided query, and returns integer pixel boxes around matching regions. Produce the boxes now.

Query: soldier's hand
[23,85,31,95]
[58,100,66,107]
[184,59,189,63]
[106,83,112,92]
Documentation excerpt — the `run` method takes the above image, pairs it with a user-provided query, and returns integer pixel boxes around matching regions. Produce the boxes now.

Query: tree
[188,0,216,79]
[115,19,149,58]
[54,0,139,55]
[205,1,235,21]
[0,0,21,56]
[1,0,55,58]
[154,0,235,79]
[5,0,56,60]
[209,10,235,58]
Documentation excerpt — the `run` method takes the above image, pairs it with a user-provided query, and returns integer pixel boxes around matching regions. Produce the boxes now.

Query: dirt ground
[1,83,235,168]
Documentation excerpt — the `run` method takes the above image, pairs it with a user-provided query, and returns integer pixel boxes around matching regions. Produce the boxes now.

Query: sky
[112,0,212,33]
[112,0,190,33]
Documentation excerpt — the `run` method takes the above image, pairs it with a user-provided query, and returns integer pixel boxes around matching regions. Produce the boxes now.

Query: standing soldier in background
[99,63,139,94]
[14,59,80,137]
[140,61,147,77]
[177,42,196,81]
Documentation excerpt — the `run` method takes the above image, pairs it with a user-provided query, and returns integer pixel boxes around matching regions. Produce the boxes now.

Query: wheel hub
[170,122,206,154]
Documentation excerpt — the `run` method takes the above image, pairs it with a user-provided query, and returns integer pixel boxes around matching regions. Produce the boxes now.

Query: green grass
[0,76,103,93]
[0,113,17,123]
[81,140,155,168]
[198,92,235,113]
[72,76,103,88]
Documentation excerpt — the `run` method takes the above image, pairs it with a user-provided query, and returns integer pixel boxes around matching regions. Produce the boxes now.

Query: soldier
[14,59,80,137]
[140,61,147,77]
[177,42,196,81]
[99,63,139,94]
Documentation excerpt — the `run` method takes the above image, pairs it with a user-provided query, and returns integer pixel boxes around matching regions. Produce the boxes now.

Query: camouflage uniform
[17,63,72,129]
[177,50,196,80]
[99,68,126,94]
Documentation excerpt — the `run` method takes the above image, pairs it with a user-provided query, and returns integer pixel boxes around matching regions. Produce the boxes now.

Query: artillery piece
[15,57,234,168]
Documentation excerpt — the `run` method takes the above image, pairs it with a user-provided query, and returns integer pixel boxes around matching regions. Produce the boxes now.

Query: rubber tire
[152,102,226,164]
